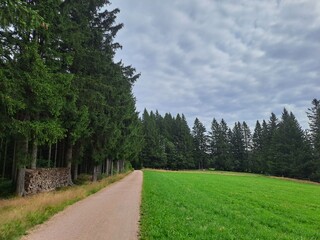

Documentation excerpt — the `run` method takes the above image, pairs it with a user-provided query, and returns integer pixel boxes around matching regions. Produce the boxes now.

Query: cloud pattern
[111,0,320,130]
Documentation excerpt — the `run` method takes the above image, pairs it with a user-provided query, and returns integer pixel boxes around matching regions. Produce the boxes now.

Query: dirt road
[22,170,143,240]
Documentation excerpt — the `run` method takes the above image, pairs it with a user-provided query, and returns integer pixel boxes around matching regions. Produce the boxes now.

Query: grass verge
[140,170,320,240]
[0,172,131,240]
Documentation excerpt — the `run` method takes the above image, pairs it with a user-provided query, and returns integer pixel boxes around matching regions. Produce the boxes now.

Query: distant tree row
[0,0,143,195]
[140,99,320,182]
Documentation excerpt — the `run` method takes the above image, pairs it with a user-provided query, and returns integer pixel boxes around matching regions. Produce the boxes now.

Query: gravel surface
[22,170,143,240]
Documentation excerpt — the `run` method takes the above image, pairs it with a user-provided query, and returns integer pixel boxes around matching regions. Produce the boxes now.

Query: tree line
[140,100,320,182]
[0,0,143,195]
[1,1,320,197]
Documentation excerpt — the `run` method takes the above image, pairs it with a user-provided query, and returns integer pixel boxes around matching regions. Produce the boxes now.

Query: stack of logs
[24,168,71,195]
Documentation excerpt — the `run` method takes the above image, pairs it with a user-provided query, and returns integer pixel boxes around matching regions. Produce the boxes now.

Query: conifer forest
[140,104,320,183]
[0,1,320,197]
[0,0,142,195]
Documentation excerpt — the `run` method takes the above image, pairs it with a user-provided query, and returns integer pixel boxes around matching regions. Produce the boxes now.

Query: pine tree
[213,119,232,170]
[307,99,320,180]
[230,122,245,171]
[141,110,166,168]
[272,109,313,178]
[307,99,320,157]
[209,118,219,168]
[192,118,208,170]
[175,114,194,169]
[265,113,279,174]
[242,121,252,171]
[251,120,263,172]
[0,0,72,194]
[0,0,143,192]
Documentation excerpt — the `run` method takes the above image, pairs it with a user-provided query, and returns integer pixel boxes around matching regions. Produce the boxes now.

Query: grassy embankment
[0,172,131,240]
[140,170,320,240]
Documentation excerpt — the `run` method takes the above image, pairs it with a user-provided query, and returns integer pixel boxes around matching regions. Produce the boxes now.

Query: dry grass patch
[0,172,130,240]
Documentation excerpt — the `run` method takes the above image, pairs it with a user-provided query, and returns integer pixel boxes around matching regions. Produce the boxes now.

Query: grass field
[140,170,320,240]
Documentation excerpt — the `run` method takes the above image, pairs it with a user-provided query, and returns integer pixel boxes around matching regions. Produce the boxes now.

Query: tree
[141,110,166,168]
[0,1,71,195]
[272,109,313,178]
[0,0,143,194]
[230,122,245,171]
[192,118,208,170]
[307,99,320,156]
[251,120,263,172]
[264,113,279,174]
[212,119,233,171]
[175,114,194,169]
[242,121,252,171]
[208,118,219,168]
[307,99,320,181]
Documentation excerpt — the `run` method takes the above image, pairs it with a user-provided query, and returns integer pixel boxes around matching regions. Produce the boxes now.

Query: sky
[110,0,320,131]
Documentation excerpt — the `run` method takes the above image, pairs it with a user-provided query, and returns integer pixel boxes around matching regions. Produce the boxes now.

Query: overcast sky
[111,0,320,131]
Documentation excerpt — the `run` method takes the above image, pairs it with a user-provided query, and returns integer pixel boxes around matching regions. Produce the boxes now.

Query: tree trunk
[98,164,101,178]
[122,160,125,172]
[48,144,52,168]
[116,160,120,174]
[111,160,114,176]
[2,140,8,180]
[54,142,58,167]
[73,163,78,181]
[0,138,3,178]
[106,159,110,176]
[16,136,29,196]
[65,138,73,185]
[92,165,98,182]
[11,140,17,185]
[16,167,26,196]
[65,143,72,168]
[101,160,105,174]
[31,138,38,169]
[60,140,65,167]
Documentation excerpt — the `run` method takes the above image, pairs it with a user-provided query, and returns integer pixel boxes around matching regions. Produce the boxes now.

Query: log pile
[24,168,71,195]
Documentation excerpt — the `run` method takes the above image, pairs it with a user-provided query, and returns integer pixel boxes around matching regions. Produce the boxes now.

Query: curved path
[23,170,143,240]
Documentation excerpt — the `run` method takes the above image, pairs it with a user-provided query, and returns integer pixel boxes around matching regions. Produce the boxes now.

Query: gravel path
[22,170,143,240]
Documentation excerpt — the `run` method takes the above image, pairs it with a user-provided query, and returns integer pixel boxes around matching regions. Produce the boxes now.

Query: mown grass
[140,170,320,240]
[0,172,131,240]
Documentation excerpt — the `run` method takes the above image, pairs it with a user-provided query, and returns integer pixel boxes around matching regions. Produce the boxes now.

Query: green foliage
[271,109,313,178]
[192,118,208,169]
[0,0,44,30]
[140,170,320,240]
[0,0,142,188]
[142,105,319,183]
[140,110,194,169]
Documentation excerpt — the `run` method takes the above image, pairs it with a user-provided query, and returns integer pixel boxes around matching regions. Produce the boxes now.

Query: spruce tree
[175,114,194,169]
[251,120,263,172]
[141,110,166,168]
[272,109,313,178]
[265,113,279,174]
[307,99,320,180]
[192,118,208,170]
[209,118,219,168]
[307,99,320,157]
[242,121,252,171]
[230,122,245,171]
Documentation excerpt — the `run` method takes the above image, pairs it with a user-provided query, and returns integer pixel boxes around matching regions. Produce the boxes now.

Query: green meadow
[140,170,320,240]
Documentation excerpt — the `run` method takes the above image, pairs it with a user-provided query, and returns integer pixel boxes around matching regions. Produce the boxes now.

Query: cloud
[111,0,320,130]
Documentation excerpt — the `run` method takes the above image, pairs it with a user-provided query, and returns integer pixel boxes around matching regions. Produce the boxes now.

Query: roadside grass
[0,172,130,240]
[140,170,320,240]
